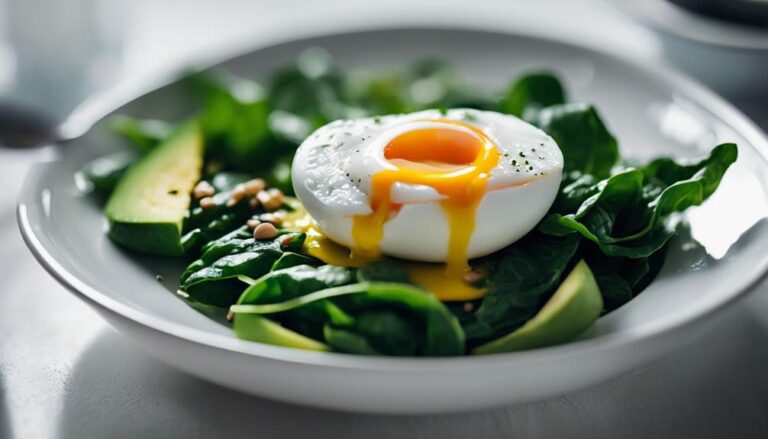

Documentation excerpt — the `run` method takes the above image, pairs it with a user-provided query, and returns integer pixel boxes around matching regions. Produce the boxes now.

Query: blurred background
[1,0,767,438]
[0,0,766,130]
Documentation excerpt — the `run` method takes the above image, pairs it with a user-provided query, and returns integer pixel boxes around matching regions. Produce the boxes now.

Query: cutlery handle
[0,102,58,149]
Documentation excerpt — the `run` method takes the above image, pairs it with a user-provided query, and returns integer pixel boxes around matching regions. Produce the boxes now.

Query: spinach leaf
[500,72,566,121]
[271,252,321,271]
[77,151,137,195]
[540,143,737,258]
[322,326,382,355]
[237,264,356,305]
[233,267,464,356]
[108,115,171,154]
[357,259,412,284]
[339,309,420,355]
[642,142,737,198]
[180,172,255,254]
[462,232,581,347]
[188,73,277,171]
[550,173,600,214]
[583,242,669,312]
[180,231,305,307]
[268,48,346,124]
[347,58,492,115]
[537,103,619,179]
[237,264,358,342]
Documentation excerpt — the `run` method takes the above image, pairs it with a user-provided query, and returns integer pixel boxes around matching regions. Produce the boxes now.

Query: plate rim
[17,25,768,371]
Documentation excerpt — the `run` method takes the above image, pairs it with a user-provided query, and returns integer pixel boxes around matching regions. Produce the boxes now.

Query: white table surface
[2,1,768,438]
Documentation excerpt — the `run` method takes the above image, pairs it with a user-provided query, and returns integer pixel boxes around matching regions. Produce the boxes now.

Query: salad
[81,49,737,357]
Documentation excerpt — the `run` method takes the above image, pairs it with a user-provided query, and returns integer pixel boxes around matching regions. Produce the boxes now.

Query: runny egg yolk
[349,120,500,300]
[284,207,487,302]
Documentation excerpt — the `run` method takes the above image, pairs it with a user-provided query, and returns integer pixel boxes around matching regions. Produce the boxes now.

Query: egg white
[291,108,564,262]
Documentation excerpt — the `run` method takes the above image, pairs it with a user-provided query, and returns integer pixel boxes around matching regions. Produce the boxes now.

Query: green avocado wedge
[106,121,204,256]
[234,314,331,352]
[472,260,603,355]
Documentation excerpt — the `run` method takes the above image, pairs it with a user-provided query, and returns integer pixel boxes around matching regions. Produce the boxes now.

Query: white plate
[17,28,768,414]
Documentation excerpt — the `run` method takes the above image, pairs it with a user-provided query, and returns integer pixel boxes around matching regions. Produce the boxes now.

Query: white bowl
[17,27,768,414]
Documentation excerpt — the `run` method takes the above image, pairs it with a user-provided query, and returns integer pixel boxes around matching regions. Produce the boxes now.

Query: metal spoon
[0,103,59,149]
[670,0,768,27]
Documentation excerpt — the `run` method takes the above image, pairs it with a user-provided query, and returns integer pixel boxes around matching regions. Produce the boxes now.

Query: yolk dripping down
[283,198,487,301]
[350,120,500,300]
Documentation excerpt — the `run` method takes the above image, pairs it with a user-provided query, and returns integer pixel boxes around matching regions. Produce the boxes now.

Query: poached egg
[290,108,563,300]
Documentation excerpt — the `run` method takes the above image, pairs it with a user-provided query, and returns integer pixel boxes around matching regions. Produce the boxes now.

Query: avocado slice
[472,260,603,354]
[234,314,331,351]
[106,121,203,256]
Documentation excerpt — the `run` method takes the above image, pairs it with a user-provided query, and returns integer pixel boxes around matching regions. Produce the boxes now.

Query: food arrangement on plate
[80,49,737,357]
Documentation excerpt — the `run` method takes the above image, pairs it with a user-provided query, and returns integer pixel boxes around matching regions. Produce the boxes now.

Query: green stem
[230,282,372,315]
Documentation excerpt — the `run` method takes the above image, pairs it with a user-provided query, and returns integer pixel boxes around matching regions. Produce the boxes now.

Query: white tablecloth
[2,1,768,437]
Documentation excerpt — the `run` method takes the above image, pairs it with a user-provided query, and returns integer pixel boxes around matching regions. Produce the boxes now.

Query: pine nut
[228,184,247,207]
[259,188,284,211]
[462,271,485,284]
[232,183,247,199]
[193,180,215,199]
[253,222,278,239]
[267,188,284,202]
[246,219,261,230]
[259,213,283,226]
[199,197,216,209]
[244,178,266,195]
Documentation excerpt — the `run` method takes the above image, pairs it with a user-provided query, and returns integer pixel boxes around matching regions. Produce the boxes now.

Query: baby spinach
[180,231,305,307]
[540,143,737,258]
[237,264,356,305]
[357,259,413,284]
[642,142,737,197]
[549,173,600,214]
[181,172,255,255]
[271,252,321,271]
[268,48,346,124]
[77,151,137,195]
[233,266,464,356]
[583,242,669,312]
[501,72,566,121]
[462,232,581,347]
[108,115,171,154]
[537,103,619,179]
[322,326,382,355]
[189,73,275,169]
